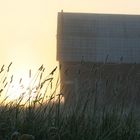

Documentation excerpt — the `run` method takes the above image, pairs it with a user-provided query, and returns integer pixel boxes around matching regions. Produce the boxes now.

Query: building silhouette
[57,11,140,106]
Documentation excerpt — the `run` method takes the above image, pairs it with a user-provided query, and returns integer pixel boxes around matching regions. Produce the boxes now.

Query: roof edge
[58,11,140,16]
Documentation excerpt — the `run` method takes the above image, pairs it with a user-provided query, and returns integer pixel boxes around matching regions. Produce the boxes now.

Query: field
[0,63,140,140]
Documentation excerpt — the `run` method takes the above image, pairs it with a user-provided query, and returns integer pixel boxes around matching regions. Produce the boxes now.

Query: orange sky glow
[0,0,140,100]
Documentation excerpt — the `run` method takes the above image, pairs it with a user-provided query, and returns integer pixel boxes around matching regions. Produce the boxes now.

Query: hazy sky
[0,0,140,77]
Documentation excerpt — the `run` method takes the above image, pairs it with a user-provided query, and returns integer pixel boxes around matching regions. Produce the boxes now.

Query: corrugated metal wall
[57,12,140,63]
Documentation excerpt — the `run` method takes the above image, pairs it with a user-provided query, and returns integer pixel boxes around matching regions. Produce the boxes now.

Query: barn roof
[57,12,140,63]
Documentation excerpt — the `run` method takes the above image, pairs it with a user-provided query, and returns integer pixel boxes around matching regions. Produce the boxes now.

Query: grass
[0,63,139,140]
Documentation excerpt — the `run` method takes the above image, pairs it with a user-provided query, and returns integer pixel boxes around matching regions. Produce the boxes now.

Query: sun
[6,73,31,102]
[0,64,61,105]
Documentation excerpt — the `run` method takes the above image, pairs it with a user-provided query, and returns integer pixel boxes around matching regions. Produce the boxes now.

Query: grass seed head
[11,132,35,140]
[20,134,35,140]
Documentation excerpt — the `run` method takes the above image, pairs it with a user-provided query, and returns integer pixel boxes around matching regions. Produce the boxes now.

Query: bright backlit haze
[0,0,140,100]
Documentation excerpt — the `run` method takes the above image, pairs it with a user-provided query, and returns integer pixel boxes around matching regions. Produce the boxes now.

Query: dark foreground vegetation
[0,63,139,140]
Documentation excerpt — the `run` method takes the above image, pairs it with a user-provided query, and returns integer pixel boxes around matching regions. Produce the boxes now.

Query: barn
[57,11,140,106]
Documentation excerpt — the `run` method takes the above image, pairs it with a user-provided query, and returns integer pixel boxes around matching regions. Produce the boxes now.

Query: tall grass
[0,63,139,140]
